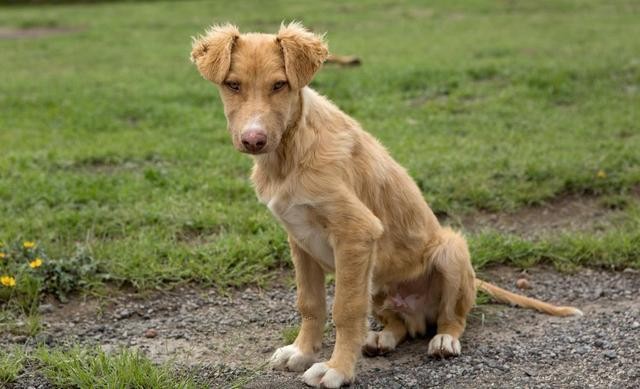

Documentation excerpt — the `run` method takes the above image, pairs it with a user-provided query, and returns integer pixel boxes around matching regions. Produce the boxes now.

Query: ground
[1,0,639,387]
[3,265,639,388]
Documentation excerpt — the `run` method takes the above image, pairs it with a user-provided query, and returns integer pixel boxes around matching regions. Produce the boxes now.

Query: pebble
[115,309,133,320]
[38,303,54,314]
[144,328,158,338]
[576,346,590,355]
[516,278,530,289]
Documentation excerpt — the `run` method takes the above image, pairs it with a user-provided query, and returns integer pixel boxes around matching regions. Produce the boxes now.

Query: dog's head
[191,22,328,155]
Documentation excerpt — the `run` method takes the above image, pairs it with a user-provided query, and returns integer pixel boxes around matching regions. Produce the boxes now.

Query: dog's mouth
[240,147,269,155]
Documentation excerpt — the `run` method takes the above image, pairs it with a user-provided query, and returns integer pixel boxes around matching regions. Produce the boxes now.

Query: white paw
[270,344,317,372]
[302,362,350,388]
[378,331,397,351]
[363,330,397,356]
[428,334,461,357]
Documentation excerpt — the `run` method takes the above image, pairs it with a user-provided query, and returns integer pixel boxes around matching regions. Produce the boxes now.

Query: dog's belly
[267,199,335,270]
[378,273,440,335]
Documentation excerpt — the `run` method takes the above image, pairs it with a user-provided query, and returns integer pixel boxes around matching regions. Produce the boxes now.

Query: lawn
[1,0,639,298]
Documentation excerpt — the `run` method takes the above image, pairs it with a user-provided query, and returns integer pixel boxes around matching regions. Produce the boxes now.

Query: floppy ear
[277,22,329,89]
[190,23,240,84]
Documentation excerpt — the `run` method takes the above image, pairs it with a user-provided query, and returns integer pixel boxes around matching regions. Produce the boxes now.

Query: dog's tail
[475,278,583,317]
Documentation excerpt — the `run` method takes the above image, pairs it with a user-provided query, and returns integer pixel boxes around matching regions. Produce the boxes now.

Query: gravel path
[5,265,640,388]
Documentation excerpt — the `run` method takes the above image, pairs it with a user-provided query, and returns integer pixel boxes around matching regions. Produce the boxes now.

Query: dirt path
[5,265,639,388]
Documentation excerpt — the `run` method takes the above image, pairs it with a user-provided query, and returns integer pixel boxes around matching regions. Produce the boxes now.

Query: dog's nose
[241,130,267,153]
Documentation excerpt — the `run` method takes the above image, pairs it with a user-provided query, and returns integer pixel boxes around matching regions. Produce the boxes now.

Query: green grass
[0,0,639,294]
[282,325,301,345]
[0,345,201,388]
[35,347,200,388]
[0,347,26,385]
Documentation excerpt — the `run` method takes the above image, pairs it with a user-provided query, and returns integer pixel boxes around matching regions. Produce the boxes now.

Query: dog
[190,22,582,388]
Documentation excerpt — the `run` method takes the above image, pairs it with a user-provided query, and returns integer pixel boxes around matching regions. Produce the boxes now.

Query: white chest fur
[266,196,335,270]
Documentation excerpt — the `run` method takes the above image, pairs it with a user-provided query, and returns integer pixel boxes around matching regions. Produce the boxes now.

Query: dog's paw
[427,334,461,358]
[363,330,397,357]
[270,344,317,372]
[302,362,351,388]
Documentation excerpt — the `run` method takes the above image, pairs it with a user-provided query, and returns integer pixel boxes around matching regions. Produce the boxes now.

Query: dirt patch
[0,27,83,39]
[446,194,634,237]
[54,155,167,175]
[175,224,224,243]
[408,89,450,107]
[3,265,639,388]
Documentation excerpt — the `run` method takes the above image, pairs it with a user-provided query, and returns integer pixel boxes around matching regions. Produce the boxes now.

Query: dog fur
[191,22,582,388]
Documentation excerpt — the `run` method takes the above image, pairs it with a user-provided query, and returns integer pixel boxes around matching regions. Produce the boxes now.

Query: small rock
[38,303,54,314]
[115,309,132,320]
[593,288,604,299]
[576,346,590,354]
[604,350,617,359]
[516,278,530,289]
[144,328,158,338]
[594,339,610,348]
[631,321,640,329]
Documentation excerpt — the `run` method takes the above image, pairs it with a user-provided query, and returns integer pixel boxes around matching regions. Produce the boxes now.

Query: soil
[449,194,629,237]
[0,27,83,39]
[4,265,640,388]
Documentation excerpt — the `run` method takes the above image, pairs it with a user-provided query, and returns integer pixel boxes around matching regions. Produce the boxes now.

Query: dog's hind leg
[271,238,326,372]
[363,308,408,357]
[426,228,476,358]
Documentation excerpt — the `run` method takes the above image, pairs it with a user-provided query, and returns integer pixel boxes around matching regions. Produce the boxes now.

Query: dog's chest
[264,196,335,270]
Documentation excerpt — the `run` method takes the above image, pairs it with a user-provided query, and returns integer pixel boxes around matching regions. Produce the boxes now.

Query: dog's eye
[272,81,287,91]
[225,81,240,92]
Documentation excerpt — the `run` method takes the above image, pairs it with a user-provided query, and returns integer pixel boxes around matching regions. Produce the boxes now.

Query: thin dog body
[191,23,582,388]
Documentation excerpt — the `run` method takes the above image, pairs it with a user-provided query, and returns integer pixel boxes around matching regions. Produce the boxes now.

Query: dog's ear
[191,23,240,84]
[277,22,328,89]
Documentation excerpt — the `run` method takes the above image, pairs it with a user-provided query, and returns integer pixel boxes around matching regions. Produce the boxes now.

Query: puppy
[191,22,582,388]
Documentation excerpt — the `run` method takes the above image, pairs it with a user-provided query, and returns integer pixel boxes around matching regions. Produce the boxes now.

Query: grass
[36,347,200,388]
[0,345,201,388]
[0,0,638,296]
[0,347,26,385]
[282,325,301,345]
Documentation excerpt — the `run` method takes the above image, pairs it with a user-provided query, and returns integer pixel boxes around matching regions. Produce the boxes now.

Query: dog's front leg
[271,238,326,372]
[302,194,383,388]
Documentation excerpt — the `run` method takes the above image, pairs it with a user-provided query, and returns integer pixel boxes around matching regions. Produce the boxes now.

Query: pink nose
[241,130,267,153]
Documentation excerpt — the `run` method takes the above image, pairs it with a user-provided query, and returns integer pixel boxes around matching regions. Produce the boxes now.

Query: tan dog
[191,22,582,388]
